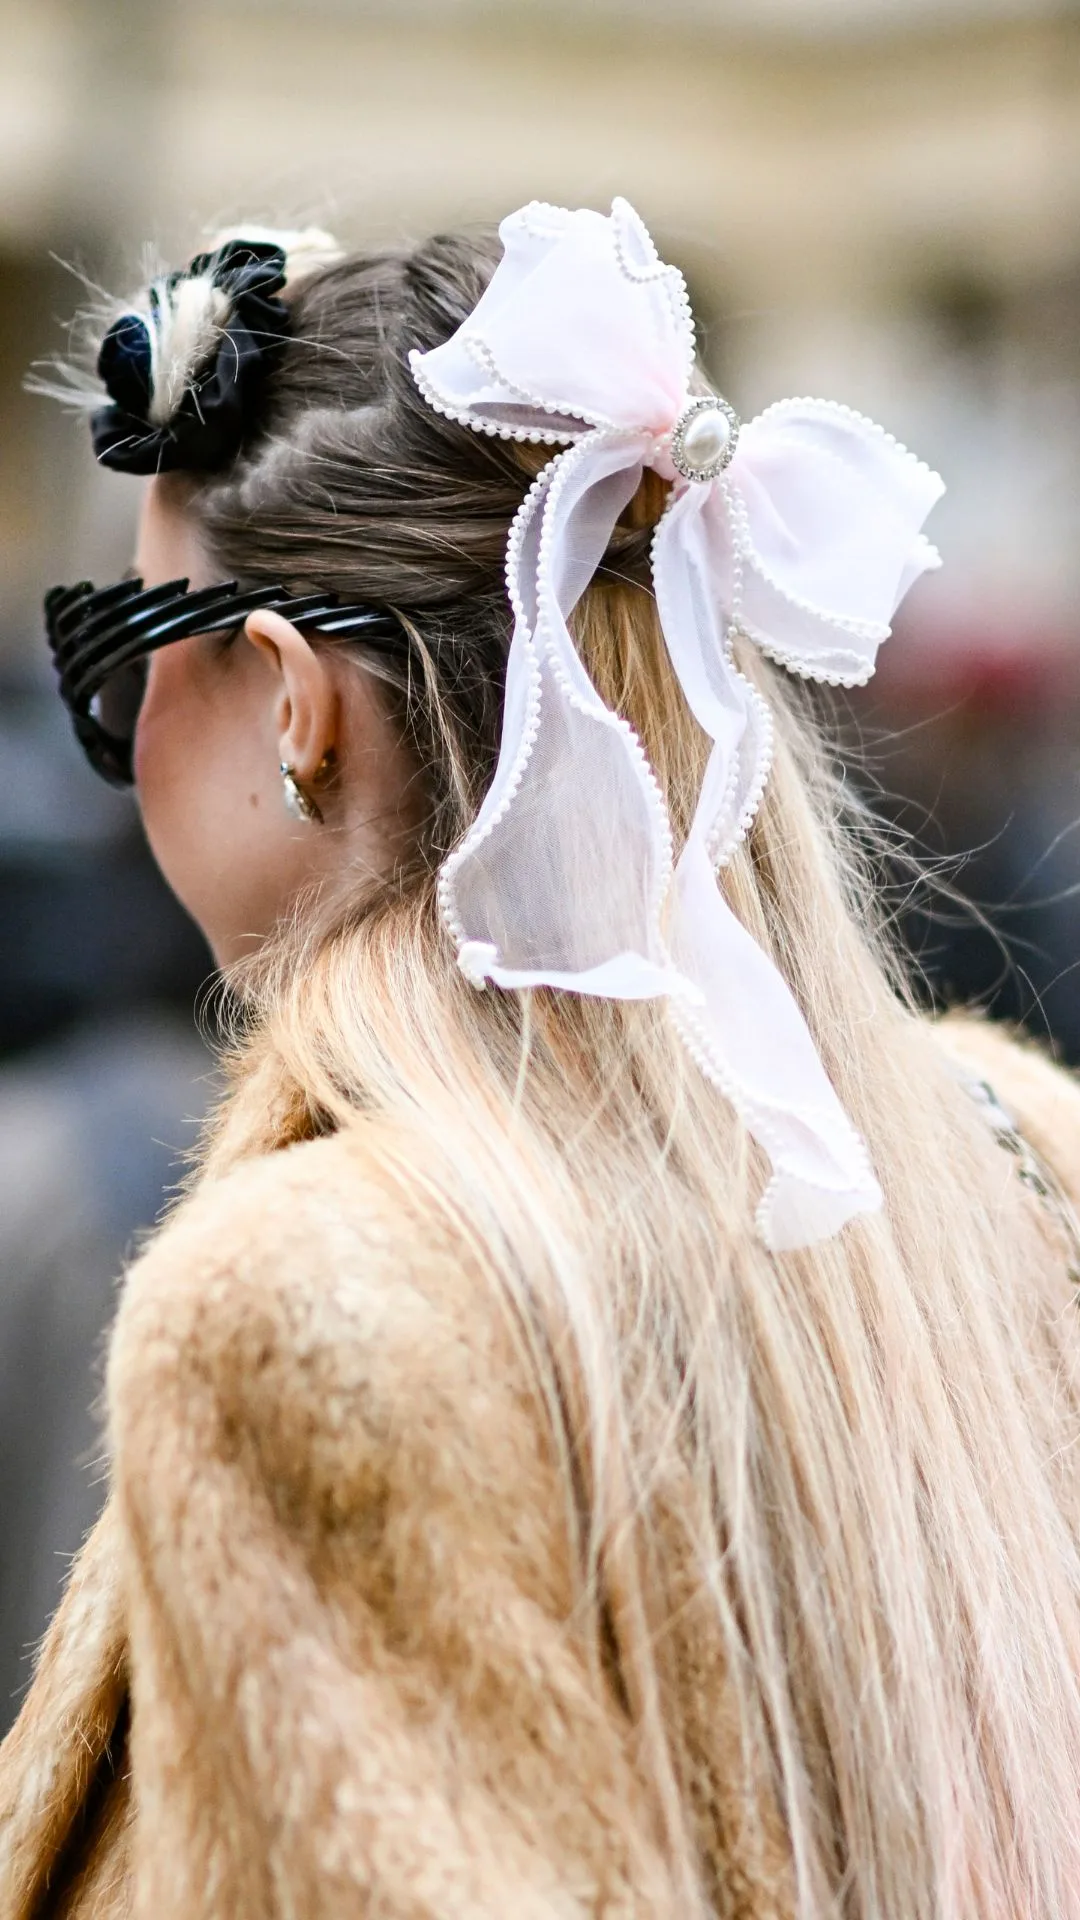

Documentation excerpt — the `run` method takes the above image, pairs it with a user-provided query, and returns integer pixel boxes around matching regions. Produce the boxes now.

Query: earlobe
[243,606,339,783]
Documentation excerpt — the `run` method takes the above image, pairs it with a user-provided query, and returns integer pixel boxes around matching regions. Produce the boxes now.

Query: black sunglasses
[44,574,405,786]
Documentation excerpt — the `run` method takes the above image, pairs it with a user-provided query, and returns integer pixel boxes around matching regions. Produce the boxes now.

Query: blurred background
[2,0,1080,1727]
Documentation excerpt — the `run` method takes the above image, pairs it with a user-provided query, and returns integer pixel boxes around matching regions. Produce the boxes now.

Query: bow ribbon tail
[653,480,882,1249]
[442,431,679,997]
[670,834,882,1248]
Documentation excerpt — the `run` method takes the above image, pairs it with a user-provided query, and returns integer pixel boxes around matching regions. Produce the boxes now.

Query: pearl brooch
[669,395,740,482]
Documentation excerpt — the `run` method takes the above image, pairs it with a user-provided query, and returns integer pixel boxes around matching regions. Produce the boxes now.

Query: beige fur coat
[1,1017,1077,1918]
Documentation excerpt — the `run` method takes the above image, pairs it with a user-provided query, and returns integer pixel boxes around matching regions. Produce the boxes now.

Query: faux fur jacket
[1,1018,1078,1919]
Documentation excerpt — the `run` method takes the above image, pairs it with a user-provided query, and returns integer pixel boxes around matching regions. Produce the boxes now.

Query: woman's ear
[242,607,339,780]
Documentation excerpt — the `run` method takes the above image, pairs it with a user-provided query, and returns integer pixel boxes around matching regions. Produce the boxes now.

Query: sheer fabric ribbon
[410,198,944,1250]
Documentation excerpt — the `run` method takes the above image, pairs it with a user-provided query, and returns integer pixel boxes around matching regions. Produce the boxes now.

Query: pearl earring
[280,761,323,824]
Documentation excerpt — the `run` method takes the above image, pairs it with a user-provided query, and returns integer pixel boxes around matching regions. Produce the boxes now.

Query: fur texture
[1,1015,1077,1917]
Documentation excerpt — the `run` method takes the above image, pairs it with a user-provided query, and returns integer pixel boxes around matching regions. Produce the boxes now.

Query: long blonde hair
[128,227,1080,1914]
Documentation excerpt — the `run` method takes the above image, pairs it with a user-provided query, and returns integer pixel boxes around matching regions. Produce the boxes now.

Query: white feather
[146,273,230,426]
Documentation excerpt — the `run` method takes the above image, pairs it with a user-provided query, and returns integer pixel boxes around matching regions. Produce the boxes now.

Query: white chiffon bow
[410,197,944,1250]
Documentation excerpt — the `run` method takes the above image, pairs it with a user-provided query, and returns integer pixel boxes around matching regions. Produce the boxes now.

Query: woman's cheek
[133,648,234,932]
[133,649,301,962]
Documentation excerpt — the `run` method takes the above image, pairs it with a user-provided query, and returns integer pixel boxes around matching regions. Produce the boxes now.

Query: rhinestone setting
[670,395,741,482]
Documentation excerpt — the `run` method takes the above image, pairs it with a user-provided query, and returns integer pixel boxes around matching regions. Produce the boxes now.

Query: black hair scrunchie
[91,239,290,475]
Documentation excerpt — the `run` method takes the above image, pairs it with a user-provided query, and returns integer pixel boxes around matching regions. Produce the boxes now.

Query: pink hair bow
[410,198,944,1250]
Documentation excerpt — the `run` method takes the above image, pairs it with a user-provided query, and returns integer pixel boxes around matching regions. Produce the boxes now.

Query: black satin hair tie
[91,239,291,476]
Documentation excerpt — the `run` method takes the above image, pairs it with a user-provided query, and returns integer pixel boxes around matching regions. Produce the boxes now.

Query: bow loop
[410,199,694,441]
[727,400,945,681]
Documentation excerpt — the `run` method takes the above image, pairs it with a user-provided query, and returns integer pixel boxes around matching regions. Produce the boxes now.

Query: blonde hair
[125,229,1080,1913]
